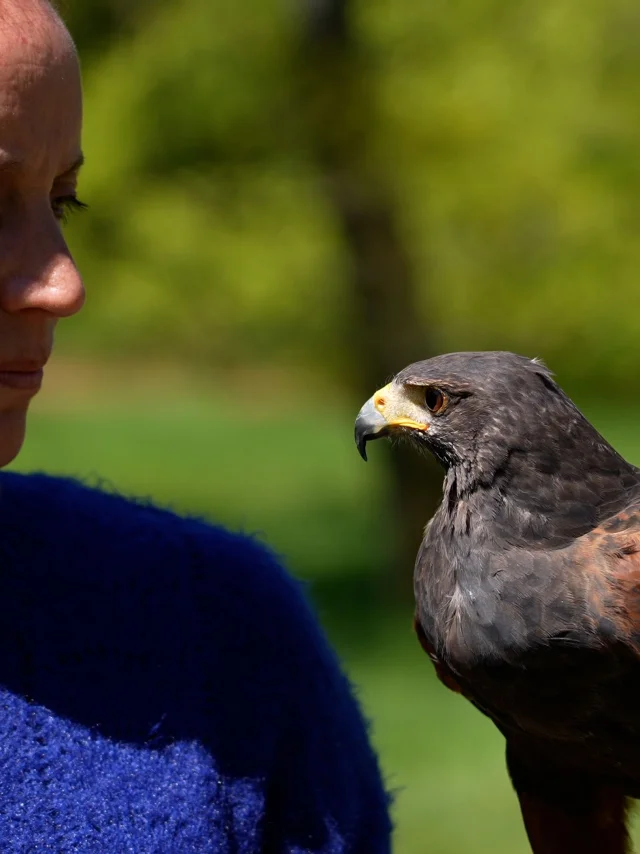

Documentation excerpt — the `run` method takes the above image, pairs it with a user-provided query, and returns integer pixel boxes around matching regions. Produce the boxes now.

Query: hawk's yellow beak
[354,384,429,461]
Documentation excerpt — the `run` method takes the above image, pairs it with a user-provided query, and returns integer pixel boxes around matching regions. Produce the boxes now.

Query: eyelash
[51,195,88,223]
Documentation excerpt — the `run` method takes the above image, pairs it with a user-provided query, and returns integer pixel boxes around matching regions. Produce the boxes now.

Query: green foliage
[59,0,640,392]
[361,0,640,390]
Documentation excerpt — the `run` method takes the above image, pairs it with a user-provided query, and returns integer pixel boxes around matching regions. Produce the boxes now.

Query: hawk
[355,351,640,854]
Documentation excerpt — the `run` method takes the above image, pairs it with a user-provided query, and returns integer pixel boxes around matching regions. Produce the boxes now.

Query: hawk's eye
[425,388,446,413]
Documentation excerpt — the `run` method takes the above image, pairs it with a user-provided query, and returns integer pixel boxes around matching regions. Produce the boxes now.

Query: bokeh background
[13,0,640,850]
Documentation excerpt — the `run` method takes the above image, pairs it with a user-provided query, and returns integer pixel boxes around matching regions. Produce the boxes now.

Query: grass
[9,361,640,853]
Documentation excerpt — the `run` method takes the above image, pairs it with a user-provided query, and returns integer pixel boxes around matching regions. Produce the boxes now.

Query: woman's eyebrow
[0,152,85,177]
[58,152,85,177]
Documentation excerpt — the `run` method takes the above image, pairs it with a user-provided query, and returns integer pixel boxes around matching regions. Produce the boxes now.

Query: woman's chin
[0,408,28,468]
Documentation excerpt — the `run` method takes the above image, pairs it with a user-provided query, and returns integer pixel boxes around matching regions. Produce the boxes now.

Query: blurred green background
[12,0,640,850]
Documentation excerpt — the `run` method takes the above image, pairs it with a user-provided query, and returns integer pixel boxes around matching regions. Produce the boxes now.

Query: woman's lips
[0,367,44,391]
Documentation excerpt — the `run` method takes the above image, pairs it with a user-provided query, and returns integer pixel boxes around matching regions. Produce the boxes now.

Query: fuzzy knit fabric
[0,471,392,853]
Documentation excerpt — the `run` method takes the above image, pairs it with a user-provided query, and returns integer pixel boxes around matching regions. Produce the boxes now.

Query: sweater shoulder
[0,470,334,662]
[1,470,292,592]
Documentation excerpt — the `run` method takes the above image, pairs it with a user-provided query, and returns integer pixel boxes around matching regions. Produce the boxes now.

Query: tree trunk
[296,0,442,595]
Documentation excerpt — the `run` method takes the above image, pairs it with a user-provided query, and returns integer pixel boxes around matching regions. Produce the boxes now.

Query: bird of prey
[354,351,640,854]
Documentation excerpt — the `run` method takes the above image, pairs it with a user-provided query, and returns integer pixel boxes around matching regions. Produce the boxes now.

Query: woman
[0,1,392,851]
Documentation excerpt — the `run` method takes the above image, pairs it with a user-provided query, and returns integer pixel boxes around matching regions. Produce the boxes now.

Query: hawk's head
[353,351,611,497]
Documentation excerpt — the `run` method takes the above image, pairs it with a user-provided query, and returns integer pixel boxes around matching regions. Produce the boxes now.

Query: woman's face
[0,0,84,466]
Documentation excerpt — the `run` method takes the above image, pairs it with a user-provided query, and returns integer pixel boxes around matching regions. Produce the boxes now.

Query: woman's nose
[0,208,86,317]
[3,252,86,317]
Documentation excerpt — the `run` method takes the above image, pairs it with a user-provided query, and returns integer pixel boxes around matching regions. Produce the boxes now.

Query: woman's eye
[425,388,446,413]
[51,194,88,223]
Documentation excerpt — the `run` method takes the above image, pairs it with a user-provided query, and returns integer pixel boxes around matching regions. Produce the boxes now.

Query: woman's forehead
[0,0,75,67]
[0,0,81,180]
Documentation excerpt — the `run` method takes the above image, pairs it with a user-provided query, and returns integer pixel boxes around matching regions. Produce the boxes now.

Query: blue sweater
[0,471,391,853]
